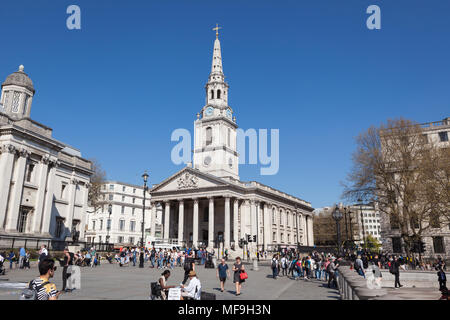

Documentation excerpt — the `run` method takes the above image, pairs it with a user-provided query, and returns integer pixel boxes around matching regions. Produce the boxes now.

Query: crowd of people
[1,244,448,301]
[270,250,341,289]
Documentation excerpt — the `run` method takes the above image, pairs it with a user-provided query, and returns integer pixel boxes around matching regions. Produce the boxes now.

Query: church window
[217,90,221,99]
[206,127,212,146]
[56,217,64,237]
[17,207,29,233]
[210,90,214,100]
[26,163,35,183]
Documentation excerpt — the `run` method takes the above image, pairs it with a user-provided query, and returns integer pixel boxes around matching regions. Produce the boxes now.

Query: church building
[149,29,314,254]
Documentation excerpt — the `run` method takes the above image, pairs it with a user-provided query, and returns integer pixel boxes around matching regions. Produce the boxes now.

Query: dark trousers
[394,272,401,287]
[282,267,287,276]
[328,272,336,288]
[62,266,69,291]
[439,280,446,290]
[272,267,277,279]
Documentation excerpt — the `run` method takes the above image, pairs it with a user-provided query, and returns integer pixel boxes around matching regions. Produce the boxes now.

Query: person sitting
[105,253,113,264]
[181,270,201,300]
[158,270,176,300]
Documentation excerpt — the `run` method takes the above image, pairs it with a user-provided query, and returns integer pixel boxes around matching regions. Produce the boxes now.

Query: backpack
[19,280,50,300]
[389,262,395,274]
[271,260,277,269]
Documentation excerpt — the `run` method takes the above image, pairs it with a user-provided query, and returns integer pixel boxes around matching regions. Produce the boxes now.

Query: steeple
[205,24,228,107]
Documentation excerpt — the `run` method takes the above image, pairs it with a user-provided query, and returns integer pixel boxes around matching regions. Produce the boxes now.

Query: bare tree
[88,158,106,212]
[343,118,449,255]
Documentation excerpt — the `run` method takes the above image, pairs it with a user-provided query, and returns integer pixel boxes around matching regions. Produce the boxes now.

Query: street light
[357,198,366,252]
[106,203,112,247]
[332,204,343,257]
[142,171,149,248]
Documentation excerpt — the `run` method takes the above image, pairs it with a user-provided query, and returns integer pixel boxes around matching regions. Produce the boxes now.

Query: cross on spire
[212,23,222,39]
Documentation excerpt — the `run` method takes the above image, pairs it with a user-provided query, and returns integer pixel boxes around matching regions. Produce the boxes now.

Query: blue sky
[1,0,449,208]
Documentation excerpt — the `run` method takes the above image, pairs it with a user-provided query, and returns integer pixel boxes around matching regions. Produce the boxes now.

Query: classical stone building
[0,65,92,249]
[380,117,450,259]
[149,31,314,254]
[84,181,162,246]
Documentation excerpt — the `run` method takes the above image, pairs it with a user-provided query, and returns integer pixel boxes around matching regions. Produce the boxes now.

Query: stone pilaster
[65,177,79,239]
[31,155,50,233]
[41,160,59,235]
[150,201,157,238]
[233,199,239,245]
[263,203,271,249]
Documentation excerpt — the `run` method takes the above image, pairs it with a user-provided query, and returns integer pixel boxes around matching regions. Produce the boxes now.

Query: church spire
[206,24,228,106]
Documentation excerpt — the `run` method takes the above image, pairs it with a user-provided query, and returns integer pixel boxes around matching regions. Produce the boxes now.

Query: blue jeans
[272,267,277,279]
[357,268,365,278]
[315,269,321,279]
[324,271,328,281]
[170,259,174,269]
[150,257,155,267]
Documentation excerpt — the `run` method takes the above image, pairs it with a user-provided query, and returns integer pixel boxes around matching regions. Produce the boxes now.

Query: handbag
[239,270,248,280]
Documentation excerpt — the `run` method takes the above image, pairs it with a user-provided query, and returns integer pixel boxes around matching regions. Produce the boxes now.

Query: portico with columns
[0,65,92,247]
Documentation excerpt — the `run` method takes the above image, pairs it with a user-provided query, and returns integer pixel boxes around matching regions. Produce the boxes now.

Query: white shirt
[183,277,201,299]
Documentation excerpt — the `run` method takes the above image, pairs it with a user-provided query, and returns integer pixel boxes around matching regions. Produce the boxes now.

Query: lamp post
[332,204,343,257]
[142,171,149,248]
[358,199,366,252]
[106,203,112,248]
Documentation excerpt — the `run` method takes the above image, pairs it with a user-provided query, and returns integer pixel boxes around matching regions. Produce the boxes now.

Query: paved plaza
[0,261,340,300]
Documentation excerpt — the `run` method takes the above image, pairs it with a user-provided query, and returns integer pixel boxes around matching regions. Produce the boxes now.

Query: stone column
[5,148,29,232]
[41,160,58,235]
[150,202,157,238]
[224,196,231,249]
[250,200,258,251]
[304,215,309,246]
[65,178,78,239]
[276,206,281,245]
[0,144,16,229]
[208,197,214,249]
[192,198,199,247]
[263,203,270,249]
[164,201,170,240]
[308,215,314,246]
[79,183,89,240]
[32,156,50,233]
[178,200,184,245]
[233,199,239,245]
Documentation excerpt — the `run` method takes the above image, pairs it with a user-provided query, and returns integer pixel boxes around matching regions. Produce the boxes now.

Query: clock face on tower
[226,109,232,118]
[205,107,214,116]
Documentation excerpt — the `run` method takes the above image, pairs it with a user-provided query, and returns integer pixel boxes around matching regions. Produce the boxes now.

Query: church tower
[193,26,239,180]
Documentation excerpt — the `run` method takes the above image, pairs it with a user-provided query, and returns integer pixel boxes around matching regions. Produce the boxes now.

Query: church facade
[0,66,92,248]
[149,31,314,254]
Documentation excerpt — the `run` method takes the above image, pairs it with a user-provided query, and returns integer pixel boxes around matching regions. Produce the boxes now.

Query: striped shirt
[29,277,58,300]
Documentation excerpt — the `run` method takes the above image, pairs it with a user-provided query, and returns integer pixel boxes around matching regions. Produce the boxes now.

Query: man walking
[62,248,73,292]
[19,247,26,269]
[390,256,403,289]
[354,255,365,278]
[216,258,230,292]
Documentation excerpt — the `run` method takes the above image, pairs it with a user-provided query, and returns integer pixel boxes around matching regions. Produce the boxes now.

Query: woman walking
[232,257,245,296]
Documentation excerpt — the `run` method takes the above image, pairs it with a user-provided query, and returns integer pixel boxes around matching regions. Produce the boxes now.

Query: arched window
[217,90,221,99]
[272,208,276,224]
[280,209,283,225]
[210,90,214,100]
[206,127,212,146]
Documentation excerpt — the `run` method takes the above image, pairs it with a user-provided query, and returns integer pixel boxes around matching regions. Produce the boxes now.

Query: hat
[188,270,197,277]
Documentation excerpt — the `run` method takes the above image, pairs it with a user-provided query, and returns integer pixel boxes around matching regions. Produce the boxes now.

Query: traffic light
[419,241,425,253]
[253,235,257,242]
[247,234,252,243]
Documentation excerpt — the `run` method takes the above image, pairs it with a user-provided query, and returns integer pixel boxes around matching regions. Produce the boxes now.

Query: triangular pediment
[150,167,229,193]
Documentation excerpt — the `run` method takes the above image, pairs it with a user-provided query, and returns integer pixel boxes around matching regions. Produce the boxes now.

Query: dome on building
[1,65,35,93]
